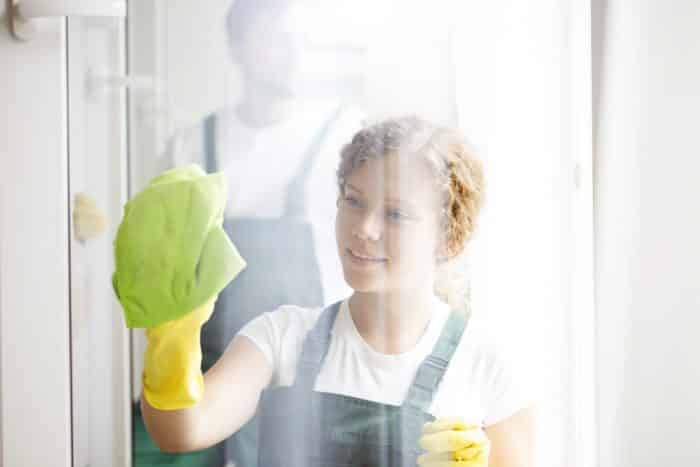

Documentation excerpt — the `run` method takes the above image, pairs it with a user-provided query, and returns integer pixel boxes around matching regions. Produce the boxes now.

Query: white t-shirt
[238,295,533,427]
[160,100,365,306]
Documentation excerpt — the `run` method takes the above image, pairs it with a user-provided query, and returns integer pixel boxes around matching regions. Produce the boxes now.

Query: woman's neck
[348,289,437,355]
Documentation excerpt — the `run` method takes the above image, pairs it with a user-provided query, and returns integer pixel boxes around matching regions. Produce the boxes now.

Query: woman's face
[336,154,445,294]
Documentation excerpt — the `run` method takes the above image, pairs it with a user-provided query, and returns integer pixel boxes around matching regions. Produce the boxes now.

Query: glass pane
[124,1,574,467]
[127,2,457,467]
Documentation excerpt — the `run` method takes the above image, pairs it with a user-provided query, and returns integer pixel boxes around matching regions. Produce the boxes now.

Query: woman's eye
[344,196,361,207]
[386,210,406,221]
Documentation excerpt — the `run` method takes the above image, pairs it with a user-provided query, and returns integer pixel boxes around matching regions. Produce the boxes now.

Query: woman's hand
[142,295,218,410]
[418,417,491,467]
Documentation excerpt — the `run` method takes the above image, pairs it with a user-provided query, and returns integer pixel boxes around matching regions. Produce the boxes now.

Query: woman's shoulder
[434,326,534,426]
[237,303,331,363]
[250,302,332,337]
[456,317,535,398]
[271,302,326,323]
[453,317,523,372]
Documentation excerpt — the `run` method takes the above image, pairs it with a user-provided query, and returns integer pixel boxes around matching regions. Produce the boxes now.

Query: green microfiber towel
[112,164,246,328]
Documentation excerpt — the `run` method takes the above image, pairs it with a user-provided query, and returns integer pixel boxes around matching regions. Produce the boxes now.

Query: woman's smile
[346,248,388,266]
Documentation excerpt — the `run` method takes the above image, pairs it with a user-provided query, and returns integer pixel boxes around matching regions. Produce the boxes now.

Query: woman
[140,117,535,467]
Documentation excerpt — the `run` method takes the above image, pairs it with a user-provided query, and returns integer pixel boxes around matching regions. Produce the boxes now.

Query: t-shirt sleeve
[236,305,322,387]
[236,311,280,375]
[482,345,536,427]
[235,305,319,387]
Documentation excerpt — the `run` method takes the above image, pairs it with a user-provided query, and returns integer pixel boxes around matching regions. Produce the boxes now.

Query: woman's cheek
[397,230,437,267]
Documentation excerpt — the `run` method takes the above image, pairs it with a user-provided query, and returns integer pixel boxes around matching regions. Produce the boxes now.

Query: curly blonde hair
[337,116,485,312]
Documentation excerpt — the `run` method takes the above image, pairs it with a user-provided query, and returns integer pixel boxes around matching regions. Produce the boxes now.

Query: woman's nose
[352,211,383,242]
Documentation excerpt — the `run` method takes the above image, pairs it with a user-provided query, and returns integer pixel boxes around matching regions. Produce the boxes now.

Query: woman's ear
[435,251,450,265]
[435,212,451,264]
[434,236,451,264]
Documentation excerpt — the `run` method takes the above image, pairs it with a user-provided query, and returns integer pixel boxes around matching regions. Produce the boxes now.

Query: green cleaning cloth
[112,164,246,328]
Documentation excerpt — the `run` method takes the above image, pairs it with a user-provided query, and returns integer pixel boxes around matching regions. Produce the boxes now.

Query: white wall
[594,0,700,465]
[0,12,72,467]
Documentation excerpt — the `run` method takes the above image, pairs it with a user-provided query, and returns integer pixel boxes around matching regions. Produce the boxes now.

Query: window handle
[8,0,126,41]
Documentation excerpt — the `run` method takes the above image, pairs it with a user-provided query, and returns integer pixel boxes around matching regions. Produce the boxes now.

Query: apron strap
[282,105,345,220]
[294,300,343,389]
[203,113,218,173]
[403,311,468,412]
[294,301,468,410]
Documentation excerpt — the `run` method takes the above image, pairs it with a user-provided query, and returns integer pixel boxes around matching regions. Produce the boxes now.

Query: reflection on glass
[133,0,366,466]
[129,2,538,467]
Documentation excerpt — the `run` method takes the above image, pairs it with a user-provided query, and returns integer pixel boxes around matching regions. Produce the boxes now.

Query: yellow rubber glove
[418,418,491,467]
[142,295,217,410]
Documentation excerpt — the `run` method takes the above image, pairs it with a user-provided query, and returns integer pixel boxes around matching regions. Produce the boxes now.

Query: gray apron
[200,108,343,467]
[258,301,468,467]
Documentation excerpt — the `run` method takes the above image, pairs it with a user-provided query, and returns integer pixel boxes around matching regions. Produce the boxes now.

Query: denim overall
[257,301,468,467]
[200,108,343,467]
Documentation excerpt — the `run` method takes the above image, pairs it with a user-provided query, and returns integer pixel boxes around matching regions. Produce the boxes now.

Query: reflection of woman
[161,0,364,330]
[157,1,364,465]
[141,117,535,467]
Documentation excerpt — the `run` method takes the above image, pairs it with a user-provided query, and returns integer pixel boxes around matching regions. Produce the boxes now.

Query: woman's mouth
[347,248,388,265]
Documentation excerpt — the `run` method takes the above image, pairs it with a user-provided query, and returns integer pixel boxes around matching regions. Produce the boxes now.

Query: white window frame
[0,17,72,467]
[567,2,597,466]
[0,13,131,467]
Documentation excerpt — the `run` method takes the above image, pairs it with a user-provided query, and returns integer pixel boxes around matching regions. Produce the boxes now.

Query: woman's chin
[342,269,383,293]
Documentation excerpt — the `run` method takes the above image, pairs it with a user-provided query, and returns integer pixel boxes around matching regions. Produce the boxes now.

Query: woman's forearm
[140,393,207,453]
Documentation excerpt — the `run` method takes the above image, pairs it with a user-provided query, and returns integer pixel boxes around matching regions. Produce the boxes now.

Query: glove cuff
[142,310,208,410]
